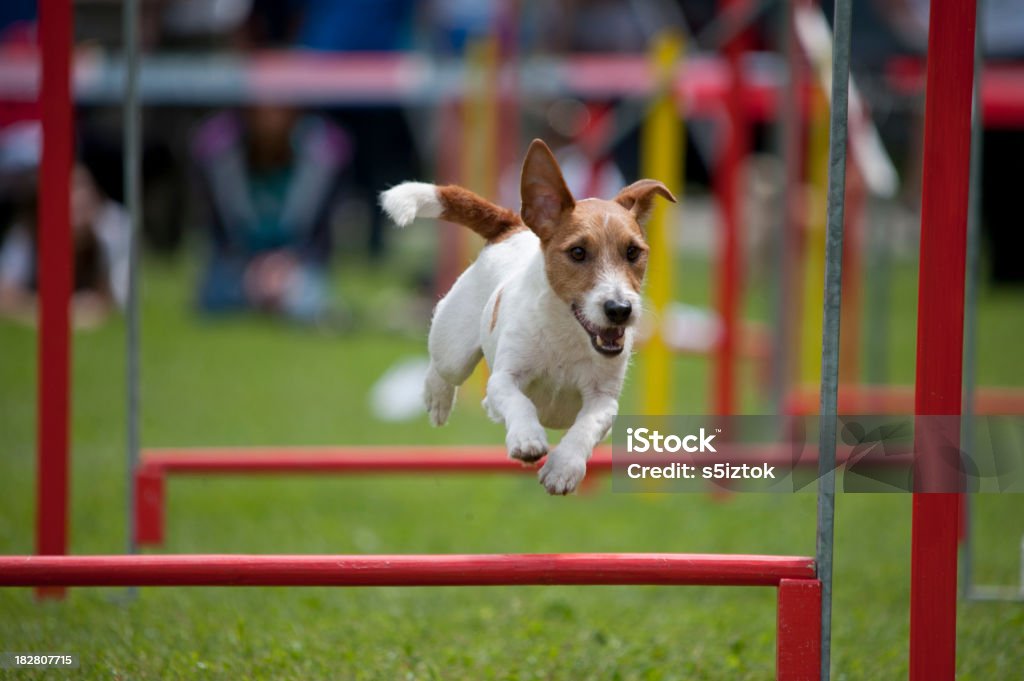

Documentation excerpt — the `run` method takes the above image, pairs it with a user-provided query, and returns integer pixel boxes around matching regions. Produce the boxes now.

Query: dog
[381,139,675,494]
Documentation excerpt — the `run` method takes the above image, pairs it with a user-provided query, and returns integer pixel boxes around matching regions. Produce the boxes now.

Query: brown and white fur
[380,139,675,494]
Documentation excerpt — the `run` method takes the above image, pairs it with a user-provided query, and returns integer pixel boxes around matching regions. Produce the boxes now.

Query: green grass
[0,253,1022,680]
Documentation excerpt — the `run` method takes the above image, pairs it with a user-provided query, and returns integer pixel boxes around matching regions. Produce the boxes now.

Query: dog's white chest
[523,375,583,430]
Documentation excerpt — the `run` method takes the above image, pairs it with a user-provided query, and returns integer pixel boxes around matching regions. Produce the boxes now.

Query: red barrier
[777,578,823,681]
[132,444,905,547]
[886,60,1024,129]
[139,442,915,475]
[0,553,815,588]
[36,0,73,602]
[909,0,976,678]
[143,445,602,476]
[786,384,1024,416]
[711,0,753,417]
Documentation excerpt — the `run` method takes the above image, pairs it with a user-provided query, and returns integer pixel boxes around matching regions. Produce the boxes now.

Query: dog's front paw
[424,371,456,427]
[538,452,587,495]
[506,423,548,463]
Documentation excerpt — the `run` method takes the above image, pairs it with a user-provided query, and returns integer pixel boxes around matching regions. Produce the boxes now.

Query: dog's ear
[614,179,677,226]
[520,139,575,241]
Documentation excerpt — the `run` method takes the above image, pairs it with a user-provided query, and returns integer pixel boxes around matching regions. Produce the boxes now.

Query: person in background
[290,0,419,258]
[191,105,350,322]
[239,0,419,258]
[0,122,130,329]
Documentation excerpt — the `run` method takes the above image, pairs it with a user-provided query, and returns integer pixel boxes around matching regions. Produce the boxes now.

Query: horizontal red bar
[139,444,890,476]
[142,446,610,475]
[787,384,1024,416]
[0,51,778,116]
[887,59,1024,128]
[0,553,815,587]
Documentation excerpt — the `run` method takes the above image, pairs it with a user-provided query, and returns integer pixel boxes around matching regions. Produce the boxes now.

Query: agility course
[2,0,1022,678]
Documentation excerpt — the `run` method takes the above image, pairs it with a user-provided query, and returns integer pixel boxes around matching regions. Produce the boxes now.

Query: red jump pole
[909,0,977,679]
[712,0,752,416]
[36,0,74,601]
[838,166,864,383]
[776,578,822,681]
[134,445,887,548]
[0,553,816,588]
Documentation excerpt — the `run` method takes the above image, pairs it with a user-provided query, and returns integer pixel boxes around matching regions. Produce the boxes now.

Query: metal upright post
[960,0,983,603]
[815,0,854,678]
[124,0,142,584]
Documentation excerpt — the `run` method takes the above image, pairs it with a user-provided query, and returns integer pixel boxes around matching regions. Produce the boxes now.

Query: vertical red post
[776,578,822,681]
[773,0,813,414]
[35,0,74,599]
[909,0,976,678]
[713,0,752,415]
[839,166,864,383]
[134,468,165,547]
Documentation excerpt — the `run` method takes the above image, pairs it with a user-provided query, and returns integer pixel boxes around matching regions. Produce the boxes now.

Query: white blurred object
[370,356,431,422]
[94,201,131,308]
[163,0,252,37]
[662,302,721,353]
[794,4,899,198]
[556,146,626,200]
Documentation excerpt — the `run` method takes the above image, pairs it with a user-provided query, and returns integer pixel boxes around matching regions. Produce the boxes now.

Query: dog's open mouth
[572,304,625,356]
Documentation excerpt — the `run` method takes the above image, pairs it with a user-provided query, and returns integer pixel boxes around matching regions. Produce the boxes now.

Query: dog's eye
[569,246,587,262]
[626,245,640,262]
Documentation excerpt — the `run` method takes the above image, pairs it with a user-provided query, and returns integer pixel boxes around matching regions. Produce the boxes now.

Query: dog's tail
[380,182,525,244]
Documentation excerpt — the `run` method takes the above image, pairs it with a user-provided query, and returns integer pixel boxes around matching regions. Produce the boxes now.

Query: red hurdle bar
[133,444,906,547]
[139,443,899,476]
[0,553,822,678]
[786,384,1024,417]
[0,553,815,587]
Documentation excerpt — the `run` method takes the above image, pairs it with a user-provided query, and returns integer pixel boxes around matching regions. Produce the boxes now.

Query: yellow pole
[462,37,500,209]
[799,87,830,387]
[641,32,684,416]
[462,36,501,395]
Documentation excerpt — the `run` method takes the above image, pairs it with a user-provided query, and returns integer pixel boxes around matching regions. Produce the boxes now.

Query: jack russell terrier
[381,139,675,494]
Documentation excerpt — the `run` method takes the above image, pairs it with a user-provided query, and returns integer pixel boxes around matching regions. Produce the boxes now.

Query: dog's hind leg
[424,275,485,426]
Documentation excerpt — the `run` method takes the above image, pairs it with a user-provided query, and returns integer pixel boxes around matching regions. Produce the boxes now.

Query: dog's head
[520,139,676,357]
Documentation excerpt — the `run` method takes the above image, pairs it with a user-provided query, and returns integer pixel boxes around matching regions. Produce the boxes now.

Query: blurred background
[0,0,1021,368]
[1,1,1023,678]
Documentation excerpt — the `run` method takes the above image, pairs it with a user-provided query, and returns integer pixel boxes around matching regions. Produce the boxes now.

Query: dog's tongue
[597,327,625,349]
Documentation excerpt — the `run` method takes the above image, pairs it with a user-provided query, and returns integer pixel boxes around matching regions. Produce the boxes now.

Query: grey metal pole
[961,0,983,601]
[124,0,141,588]
[816,0,853,678]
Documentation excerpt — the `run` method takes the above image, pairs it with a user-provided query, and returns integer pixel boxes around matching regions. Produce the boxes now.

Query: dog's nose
[603,300,632,325]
